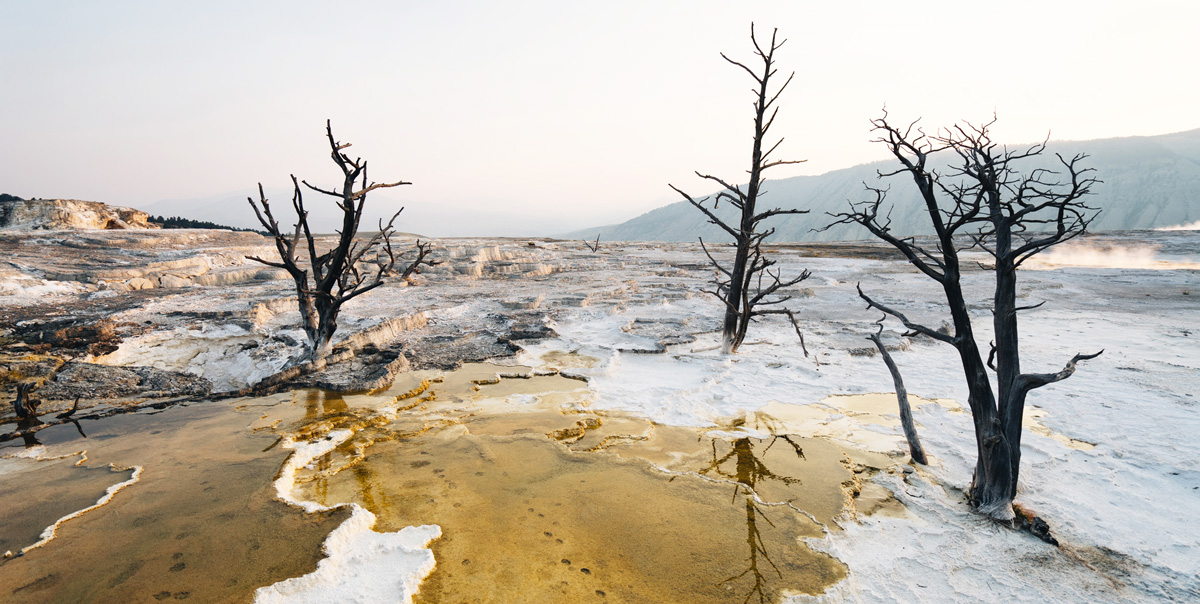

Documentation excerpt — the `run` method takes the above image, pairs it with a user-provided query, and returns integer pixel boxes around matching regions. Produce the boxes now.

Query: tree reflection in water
[16,415,42,448]
[302,389,349,419]
[700,435,806,604]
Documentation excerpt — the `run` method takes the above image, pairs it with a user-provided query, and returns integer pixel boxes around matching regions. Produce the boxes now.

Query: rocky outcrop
[36,362,212,406]
[0,356,212,420]
[0,198,156,230]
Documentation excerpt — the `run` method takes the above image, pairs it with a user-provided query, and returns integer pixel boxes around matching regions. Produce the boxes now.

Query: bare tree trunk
[722,242,751,353]
[867,331,927,465]
[670,24,810,354]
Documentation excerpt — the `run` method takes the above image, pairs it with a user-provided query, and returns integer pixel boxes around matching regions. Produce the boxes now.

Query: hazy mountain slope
[139,190,591,237]
[580,129,1200,242]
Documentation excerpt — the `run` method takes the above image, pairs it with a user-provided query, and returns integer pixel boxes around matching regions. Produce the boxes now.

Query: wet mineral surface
[0,364,895,603]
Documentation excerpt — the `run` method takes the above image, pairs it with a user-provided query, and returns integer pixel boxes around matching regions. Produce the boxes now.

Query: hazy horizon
[3,1,1198,234]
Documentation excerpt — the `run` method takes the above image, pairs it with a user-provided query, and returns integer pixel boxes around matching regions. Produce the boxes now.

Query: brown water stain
[296,431,846,604]
[0,399,349,604]
[0,362,903,603]
[611,426,896,526]
[0,455,132,555]
[284,365,890,603]
[538,350,602,370]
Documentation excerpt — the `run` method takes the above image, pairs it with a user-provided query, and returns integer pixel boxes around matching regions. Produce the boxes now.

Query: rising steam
[1156,221,1200,231]
[1023,242,1200,270]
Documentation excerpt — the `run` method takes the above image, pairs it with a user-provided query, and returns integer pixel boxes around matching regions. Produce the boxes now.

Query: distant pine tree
[149,215,267,235]
[0,193,24,202]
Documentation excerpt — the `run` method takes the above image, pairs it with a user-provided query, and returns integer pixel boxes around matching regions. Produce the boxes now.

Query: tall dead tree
[670,24,811,354]
[248,120,422,361]
[830,113,1101,519]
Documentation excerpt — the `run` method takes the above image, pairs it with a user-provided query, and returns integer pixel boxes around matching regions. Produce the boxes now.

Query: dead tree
[12,383,43,448]
[581,234,601,253]
[248,120,425,361]
[12,382,37,419]
[398,239,438,280]
[56,397,81,420]
[830,113,1101,519]
[866,318,926,465]
[670,24,810,354]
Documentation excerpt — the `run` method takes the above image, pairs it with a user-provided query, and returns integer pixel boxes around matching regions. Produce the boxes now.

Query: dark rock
[398,333,520,371]
[1028,516,1059,547]
[37,362,212,403]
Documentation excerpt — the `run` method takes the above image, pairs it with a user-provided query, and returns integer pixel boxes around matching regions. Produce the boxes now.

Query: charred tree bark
[398,239,439,280]
[866,323,926,465]
[670,24,810,354]
[830,113,1101,519]
[12,383,43,448]
[248,120,433,361]
[12,383,37,420]
[581,234,601,253]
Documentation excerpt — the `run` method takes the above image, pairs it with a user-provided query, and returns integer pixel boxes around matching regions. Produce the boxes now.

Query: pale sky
[2,1,1197,232]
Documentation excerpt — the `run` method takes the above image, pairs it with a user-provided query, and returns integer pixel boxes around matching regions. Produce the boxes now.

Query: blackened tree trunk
[670,24,810,354]
[248,120,433,362]
[867,324,927,465]
[831,114,1101,519]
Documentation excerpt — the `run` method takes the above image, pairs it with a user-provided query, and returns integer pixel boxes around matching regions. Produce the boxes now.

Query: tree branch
[857,284,955,344]
[1019,351,1103,392]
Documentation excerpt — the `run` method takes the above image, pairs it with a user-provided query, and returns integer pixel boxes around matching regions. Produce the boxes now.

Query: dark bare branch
[671,184,740,239]
[754,207,809,222]
[582,234,601,253]
[1020,351,1103,392]
[695,172,749,203]
[698,237,733,278]
[857,284,954,344]
[720,52,762,83]
[400,239,439,279]
[867,320,927,464]
[1011,301,1046,314]
[784,309,809,357]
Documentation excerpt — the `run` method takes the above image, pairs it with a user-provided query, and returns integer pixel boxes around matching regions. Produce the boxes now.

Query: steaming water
[1156,220,1200,231]
[1022,239,1200,270]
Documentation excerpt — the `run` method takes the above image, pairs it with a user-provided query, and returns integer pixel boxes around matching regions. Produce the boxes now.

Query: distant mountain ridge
[138,190,598,238]
[569,128,1200,243]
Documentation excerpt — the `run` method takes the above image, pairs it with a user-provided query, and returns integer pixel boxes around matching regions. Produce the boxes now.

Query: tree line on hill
[148,215,268,235]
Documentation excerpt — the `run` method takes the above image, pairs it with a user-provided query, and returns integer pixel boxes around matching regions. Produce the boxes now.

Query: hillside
[138,190,597,238]
[0,198,156,230]
[572,128,1200,242]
